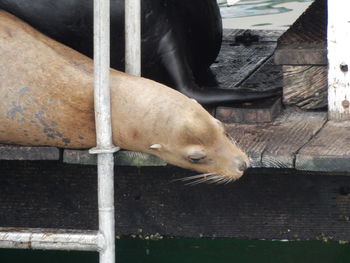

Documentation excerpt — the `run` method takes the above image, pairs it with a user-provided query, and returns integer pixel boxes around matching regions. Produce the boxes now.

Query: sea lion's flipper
[158,29,281,106]
[180,87,282,106]
[157,29,197,90]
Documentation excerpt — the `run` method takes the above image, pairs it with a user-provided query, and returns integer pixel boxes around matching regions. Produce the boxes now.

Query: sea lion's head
[109,75,249,184]
[147,103,249,184]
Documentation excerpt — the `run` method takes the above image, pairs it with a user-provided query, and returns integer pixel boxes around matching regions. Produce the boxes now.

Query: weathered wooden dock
[2,0,350,241]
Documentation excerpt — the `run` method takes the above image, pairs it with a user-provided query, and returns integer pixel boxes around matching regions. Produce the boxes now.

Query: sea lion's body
[0,11,248,180]
[0,0,279,105]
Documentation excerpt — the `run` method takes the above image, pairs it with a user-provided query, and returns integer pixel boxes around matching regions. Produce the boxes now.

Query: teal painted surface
[219,0,314,18]
[1,238,350,263]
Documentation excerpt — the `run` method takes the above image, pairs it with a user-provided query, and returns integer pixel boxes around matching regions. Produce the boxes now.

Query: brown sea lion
[0,11,249,181]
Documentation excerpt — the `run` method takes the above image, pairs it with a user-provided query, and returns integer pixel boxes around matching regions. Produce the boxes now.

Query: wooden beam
[216,97,282,124]
[274,0,327,65]
[274,44,327,65]
[328,0,350,120]
[283,65,328,110]
[2,162,350,241]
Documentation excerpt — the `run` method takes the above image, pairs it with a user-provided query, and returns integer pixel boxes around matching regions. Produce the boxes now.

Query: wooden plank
[213,29,277,89]
[63,149,166,167]
[2,161,350,241]
[274,44,327,65]
[226,110,327,168]
[296,121,350,172]
[222,28,244,39]
[327,0,350,120]
[274,0,327,65]
[249,29,285,43]
[261,112,327,168]
[239,57,283,93]
[277,0,326,45]
[216,97,282,123]
[0,145,59,160]
[214,46,284,125]
[283,65,328,110]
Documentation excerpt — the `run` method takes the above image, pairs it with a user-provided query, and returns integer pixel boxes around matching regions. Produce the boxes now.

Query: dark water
[1,238,350,263]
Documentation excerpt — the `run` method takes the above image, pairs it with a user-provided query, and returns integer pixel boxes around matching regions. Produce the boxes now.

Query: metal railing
[0,0,141,262]
[125,0,141,76]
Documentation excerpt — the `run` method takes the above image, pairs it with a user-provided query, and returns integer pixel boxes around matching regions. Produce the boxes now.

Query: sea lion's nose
[238,161,247,172]
[233,157,248,172]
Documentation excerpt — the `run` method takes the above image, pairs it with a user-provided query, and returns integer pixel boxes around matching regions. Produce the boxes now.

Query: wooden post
[328,0,350,120]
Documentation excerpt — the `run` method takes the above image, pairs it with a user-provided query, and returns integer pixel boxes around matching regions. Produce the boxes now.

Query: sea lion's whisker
[185,175,217,186]
[207,175,222,182]
[207,177,225,184]
[201,175,219,182]
[229,177,236,183]
[174,172,239,186]
[175,173,215,182]
[208,177,222,184]
[218,176,231,185]
[224,178,233,185]
[196,175,219,187]
[214,177,229,185]
[226,132,238,145]
[185,174,221,186]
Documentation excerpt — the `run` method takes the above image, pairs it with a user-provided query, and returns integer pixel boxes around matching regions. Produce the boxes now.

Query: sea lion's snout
[239,161,248,172]
[233,157,248,172]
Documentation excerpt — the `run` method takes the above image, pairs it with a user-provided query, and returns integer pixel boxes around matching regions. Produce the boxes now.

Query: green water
[1,238,350,263]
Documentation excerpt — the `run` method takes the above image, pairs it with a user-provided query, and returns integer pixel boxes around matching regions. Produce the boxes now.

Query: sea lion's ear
[149,144,162,150]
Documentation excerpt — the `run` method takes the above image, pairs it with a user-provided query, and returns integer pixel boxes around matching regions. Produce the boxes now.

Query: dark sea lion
[0,0,279,105]
[0,11,249,181]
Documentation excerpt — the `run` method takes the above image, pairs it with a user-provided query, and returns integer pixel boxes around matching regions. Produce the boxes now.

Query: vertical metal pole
[90,1,119,263]
[125,0,141,76]
[93,0,112,147]
[96,153,116,263]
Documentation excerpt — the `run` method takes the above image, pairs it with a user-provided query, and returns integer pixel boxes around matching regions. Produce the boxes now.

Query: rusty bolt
[340,62,348,72]
[342,100,350,109]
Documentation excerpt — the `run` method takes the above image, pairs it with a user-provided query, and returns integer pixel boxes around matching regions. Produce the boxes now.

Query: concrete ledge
[0,145,59,160]
[63,149,167,167]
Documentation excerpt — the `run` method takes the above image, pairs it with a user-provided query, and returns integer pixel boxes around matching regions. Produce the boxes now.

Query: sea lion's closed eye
[188,152,207,163]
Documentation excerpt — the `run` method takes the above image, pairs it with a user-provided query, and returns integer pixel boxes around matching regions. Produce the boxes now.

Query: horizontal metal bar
[0,228,101,251]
